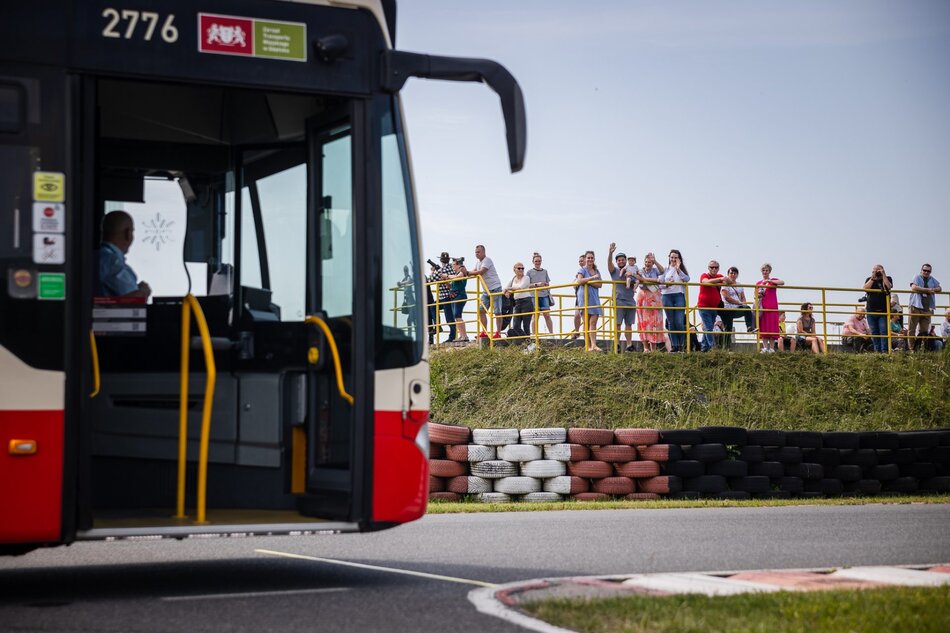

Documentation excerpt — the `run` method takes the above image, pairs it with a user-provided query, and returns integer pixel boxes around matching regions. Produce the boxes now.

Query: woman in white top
[504,262,533,337]
[658,249,690,352]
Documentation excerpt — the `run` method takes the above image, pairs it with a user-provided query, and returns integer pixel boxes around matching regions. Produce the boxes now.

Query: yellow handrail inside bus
[305,315,354,406]
[175,294,216,524]
[89,330,100,398]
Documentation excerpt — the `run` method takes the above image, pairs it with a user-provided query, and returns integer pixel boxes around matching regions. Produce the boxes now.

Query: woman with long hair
[755,263,785,352]
[449,258,470,342]
[796,302,825,354]
[504,261,533,338]
[576,250,603,351]
[635,252,664,352]
[658,249,690,352]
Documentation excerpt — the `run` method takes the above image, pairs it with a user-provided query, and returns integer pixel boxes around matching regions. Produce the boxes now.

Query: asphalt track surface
[2,504,948,632]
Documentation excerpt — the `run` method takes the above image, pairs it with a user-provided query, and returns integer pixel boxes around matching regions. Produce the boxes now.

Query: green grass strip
[521,585,950,633]
[427,495,950,513]
[431,347,950,430]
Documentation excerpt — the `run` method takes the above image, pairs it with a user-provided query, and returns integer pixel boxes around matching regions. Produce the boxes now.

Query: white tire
[543,476,575,494]
[472,428,520,446]
[446,476,493,494]
[497,444,542,462]
[519,428,567,445]
[471,460,519,479]
[445,444,497,462]
[544,444,586,461]
[520,460,566,478]
[522,492,563,502]
[475,492,511,503]
[494,476,541,495]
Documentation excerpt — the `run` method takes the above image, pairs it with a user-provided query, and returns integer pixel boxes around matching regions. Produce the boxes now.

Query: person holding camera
[862,264,892,353]
[428,252,457,343]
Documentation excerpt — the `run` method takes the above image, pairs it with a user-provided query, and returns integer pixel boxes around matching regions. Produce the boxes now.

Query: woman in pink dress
[635,252,665,352]
[755,262,785,352]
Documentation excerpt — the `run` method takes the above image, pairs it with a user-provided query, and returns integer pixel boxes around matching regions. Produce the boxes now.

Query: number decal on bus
[101,8,178,43]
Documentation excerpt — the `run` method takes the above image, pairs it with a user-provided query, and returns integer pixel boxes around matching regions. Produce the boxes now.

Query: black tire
[663,460,705,478]
[738,445,766,463]
[939,430,950,446]
[803,478,844,495]
[898,431,941,449]
[754,490,792,499]
[659,430,704,446]
[858,432,899,450]
[797,491,824,498]
[900,462,937,479]
[785,431,823,449]
[831,465,863,482]
[714,491,751,500]
[843,479,882,495]
[766,446,803,465]
[918,446,950,465]
[684,475,728,493]
[707,460,747,478]
[803,448,841,468]
[889,449,918,465]
[747,430,786,447]
[922,476,950,492]
[699,426,748,446]
[685,443,728,463]
[840,449,877,468]
[821,432,860,450]
[748,461,785,478]
[779,476,804,493]
[786,462,824,480]
[667,491,701,500]
[882,476,919,493]
[869,463,900,481]
[728,476,771,493]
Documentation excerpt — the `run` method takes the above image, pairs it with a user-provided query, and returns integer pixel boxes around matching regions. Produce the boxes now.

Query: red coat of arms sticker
[198,14,253,56]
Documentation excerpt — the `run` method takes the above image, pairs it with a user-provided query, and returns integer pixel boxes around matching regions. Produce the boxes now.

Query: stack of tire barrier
[428,423,950,502]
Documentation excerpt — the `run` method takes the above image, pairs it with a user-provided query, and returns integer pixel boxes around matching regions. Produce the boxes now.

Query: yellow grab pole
[89,331,100,398]
[175,298,192,519]
[820,288,829,354]
[187,294,216,525]
[305,315,355,406]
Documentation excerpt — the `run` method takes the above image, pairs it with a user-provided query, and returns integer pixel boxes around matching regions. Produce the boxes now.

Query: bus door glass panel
[221,183,262,292]
[319,132,353,318]
[106,179,199,297]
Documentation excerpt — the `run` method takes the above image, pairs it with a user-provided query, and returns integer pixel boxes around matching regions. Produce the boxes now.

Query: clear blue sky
[397,1,949,307]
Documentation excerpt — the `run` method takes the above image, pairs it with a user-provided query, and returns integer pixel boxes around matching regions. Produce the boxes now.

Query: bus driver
[97,210,152,298]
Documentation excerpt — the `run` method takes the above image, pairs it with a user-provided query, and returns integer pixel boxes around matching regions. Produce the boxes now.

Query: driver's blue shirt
[97,241,139,296]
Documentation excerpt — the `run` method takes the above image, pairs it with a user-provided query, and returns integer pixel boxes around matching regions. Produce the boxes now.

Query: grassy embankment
[430,347,950,431]
[521,586,950,633]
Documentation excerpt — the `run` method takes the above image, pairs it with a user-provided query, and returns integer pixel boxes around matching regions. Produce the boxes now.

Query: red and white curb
[469,565,950,632]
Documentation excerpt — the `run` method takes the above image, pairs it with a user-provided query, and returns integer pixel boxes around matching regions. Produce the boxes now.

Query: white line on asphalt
[469,585,578,633]
[255,549,497,588]
[162,587,350,601]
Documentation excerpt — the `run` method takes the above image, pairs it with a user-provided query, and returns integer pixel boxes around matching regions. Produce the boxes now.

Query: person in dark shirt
[862,264,892,353]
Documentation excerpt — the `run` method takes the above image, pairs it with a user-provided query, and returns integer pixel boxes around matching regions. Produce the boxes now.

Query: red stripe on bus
[372,410,428,524]
[0,410,64,544]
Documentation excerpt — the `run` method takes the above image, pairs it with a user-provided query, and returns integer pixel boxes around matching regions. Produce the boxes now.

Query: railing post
[754,285,761,352]
[820,288,829,354]
[886,292,892,353]
[433,278,441,347]
[534,287,540,349]
[684,284,691,353]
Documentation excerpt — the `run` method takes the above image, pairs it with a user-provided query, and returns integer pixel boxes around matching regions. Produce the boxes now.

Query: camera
[426,258,439,268]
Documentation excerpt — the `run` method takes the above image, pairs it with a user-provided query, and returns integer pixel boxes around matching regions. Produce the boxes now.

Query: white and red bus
[0,0,525,555]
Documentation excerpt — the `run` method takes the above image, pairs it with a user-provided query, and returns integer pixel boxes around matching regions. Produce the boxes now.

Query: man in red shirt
[697,260,727,351]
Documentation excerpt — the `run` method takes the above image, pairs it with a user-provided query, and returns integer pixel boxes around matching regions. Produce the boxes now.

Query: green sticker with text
[255,20,306,61]
[37,272,66,300]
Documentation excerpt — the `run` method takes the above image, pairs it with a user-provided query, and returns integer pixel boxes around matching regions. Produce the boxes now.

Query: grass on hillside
[430,347,950,431]
[521,585,950,633]
[426,495,950,514]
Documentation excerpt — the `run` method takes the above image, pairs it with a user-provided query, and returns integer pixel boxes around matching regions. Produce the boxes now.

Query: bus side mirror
[381,51,526,173]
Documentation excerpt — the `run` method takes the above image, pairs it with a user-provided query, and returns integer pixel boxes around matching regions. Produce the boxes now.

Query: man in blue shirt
[908,263,941,351]
[97,211,151,298]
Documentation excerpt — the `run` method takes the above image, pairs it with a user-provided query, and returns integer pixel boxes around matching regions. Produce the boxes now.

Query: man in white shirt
[471,244,503,338]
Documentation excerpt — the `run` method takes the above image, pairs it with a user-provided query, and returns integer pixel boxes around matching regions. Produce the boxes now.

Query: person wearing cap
[697,259,727,351]
[429,251,456,342]
[607,242,639,352]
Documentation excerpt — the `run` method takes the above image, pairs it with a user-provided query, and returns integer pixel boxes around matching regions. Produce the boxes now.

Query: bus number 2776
[101,8,178,43]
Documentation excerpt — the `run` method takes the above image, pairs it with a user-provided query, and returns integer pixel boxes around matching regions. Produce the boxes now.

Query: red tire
[429,458,467,478]
[592,476,635,495]
[567,428,615,446]
[429,476,446,492]
[429,443,445,459]
[572,492,609,502]
[591,445,636,463]
[429,422,471,445]
[567,460,613,479]
[625,492,660,501]
[429,492,461,502]
[638,475,682,494]
[637,444,676,462]
[615,461,660,478]
[614,428,659,446]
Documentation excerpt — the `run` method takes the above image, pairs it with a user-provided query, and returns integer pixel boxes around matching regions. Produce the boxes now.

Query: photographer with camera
[428,252,457,343]
[862,264,892,353]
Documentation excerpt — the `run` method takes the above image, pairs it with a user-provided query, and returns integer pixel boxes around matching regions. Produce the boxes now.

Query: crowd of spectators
[422,246,946,354]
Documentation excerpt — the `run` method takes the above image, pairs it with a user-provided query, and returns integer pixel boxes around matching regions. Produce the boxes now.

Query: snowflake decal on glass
[140,212,175,251]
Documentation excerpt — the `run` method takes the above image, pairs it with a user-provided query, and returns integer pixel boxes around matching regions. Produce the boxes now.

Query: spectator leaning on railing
[504,262,533,338]
[697,259,727,352]
[449,258,470,342]
[863,264,893,353]
[471,244,504,339]
[755,263,785,352]
[909,263,941,352]
[527,252,554,335]
[659,249,690,353]
[635,252,664,352]
[576,251,603,352]
[430,251,457,343]
[719,266,757,347]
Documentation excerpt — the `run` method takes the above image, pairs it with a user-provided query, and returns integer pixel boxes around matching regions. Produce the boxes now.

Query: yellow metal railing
[175,294,216,524]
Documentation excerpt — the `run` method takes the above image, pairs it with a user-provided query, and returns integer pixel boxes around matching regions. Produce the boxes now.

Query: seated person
[97,210,151,298]
[842,307,872,352]
[796,302,825,354]
[777,311,796,352]
[890,314,908,351]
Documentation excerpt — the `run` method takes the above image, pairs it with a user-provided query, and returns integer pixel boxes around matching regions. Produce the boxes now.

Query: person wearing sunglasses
[504,262,534,338]
[697,260,727,352]
[909,264,942,352]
